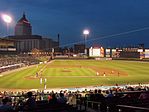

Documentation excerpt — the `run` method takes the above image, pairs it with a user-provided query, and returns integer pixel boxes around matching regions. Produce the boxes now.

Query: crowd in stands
[0,55,41,73]
[0,90,77,112]
[0,84,149,112]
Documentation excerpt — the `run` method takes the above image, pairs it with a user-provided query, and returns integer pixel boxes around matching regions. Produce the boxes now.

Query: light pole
[1,14,12,36]
[83,29,89,55]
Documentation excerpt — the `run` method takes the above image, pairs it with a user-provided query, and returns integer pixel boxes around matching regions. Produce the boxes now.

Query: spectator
[139,92,149,101]
[67,94,76,107]
[24,92,36,111]
[57,93,67,104]
[106,90,114,98]
[49,93,57,105]
[0,97,14,112]
[97,89,107,112]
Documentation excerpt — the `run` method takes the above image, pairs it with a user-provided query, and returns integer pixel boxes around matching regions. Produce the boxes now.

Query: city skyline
[0,0,149,47]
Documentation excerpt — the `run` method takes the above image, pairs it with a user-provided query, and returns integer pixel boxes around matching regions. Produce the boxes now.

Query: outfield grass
[0,60,149,89]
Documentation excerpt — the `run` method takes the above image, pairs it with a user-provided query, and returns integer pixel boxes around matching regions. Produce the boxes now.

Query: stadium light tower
[83,29,89,54]
[1,14,12,35]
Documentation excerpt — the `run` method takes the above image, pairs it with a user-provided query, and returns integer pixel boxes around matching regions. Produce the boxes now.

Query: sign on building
[145,49,149,58]
[89,47,100,57]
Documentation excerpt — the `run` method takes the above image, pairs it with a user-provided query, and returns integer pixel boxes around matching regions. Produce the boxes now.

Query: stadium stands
[0,55,41,73]
[0,84,149,112]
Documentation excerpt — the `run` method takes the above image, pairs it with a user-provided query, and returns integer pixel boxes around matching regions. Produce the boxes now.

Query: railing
[117,104,149,112]
[80,91,149,112]
[84,94,107,112]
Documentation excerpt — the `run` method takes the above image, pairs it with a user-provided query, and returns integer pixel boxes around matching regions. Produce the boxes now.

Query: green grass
[43,67,95,76]
[0,60,149,89]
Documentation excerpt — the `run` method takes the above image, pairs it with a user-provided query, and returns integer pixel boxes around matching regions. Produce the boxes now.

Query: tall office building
[15,13,32,36]
[7,13,59,53]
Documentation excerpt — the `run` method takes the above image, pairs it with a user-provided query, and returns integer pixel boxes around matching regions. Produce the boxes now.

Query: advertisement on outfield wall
[0,48,16,51]
[106,49,111,57]
[138,49,145,59]
[89,47,100,57]
[112,49,117,58]
[100,47,104,57]
[145,49,149,58]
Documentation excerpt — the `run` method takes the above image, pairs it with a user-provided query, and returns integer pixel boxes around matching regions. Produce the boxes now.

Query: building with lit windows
[7,13,59,53]
[0,38,16,54]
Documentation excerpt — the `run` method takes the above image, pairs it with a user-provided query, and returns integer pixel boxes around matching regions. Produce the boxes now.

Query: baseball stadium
[1,1,149,111]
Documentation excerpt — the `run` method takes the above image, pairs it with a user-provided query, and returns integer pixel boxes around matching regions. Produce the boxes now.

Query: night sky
[0,0,149,48]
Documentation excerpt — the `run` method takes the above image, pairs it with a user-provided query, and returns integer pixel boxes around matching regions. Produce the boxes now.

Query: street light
[2,14,12,23]
[1,14,12,35]
[83,29,89,54]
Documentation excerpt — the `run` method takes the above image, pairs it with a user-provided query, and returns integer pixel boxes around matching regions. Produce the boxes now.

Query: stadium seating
[0,86,149,112]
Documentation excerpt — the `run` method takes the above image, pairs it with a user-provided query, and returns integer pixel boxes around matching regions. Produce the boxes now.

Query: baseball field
[0,60,149,89]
